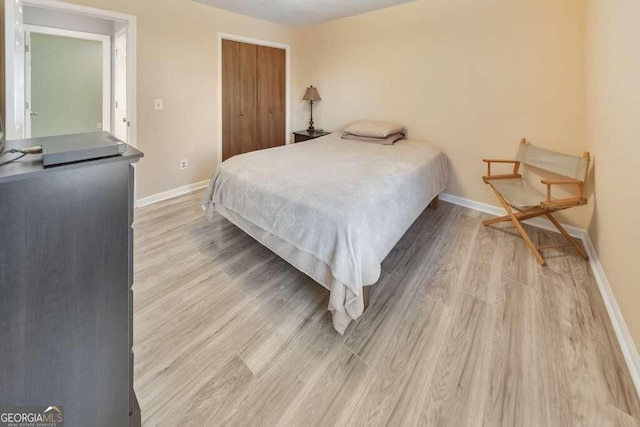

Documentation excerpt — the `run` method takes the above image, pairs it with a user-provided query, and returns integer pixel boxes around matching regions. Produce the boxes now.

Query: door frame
[4,0,137,147]
[113,26,128,142]
[217,32,290,166]
[24,24,112,138]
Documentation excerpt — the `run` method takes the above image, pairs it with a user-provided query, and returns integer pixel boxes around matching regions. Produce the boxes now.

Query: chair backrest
[516,140,590,181]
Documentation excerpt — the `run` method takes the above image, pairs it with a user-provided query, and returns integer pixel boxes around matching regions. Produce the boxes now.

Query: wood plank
[276,345,371,427]
[418,292,496,426]
[484,279,573,426]
[219,306,341,425]
[421,214,480,307]
[142,355,258,425]
[462,225,505,302]
[498,223,542,288]
[340,295,451,426]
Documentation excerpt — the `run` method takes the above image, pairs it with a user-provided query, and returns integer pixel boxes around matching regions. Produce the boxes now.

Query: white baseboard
[440,192,640,397]
[136,180,209,208]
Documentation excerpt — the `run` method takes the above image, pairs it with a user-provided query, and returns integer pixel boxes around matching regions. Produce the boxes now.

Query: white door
[4,0,25,140]
[25,32,32,138]
[114,31,128,142]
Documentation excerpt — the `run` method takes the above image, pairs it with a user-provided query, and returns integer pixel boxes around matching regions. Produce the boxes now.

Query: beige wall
[293,0,587,227]
[6,0,587,217]
[61,0,296,198]
[585,0,640,348]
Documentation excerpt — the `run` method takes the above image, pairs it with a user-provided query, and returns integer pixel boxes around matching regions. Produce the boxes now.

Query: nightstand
[293,130,331,143]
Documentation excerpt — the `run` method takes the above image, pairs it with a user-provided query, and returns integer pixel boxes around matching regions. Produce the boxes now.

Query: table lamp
[303,86,321,133]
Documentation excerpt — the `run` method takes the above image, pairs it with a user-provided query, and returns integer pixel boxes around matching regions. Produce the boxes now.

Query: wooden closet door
[222,40,241,161]
[239,42,258,155]
[223,41,284,160]
[257,45,286,149]
[222,41,260,160]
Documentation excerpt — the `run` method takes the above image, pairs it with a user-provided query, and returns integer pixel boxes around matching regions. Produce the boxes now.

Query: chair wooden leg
[509,213,546,266]
[483,209,547,227]
[544,213,588,260]
[491,188,546,266]
[483,214,512,226]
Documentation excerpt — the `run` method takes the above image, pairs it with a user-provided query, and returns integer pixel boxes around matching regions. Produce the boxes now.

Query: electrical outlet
[155,99,163,111]
[97,123,102,129]
[180,159,188,170]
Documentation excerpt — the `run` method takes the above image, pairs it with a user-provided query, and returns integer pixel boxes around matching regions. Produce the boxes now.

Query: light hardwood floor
[134,191,640,426]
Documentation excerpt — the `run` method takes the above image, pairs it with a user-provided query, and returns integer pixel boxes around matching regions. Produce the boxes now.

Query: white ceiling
[192,0,420,27]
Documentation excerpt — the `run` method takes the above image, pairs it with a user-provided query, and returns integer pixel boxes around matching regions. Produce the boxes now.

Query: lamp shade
[303,86,321,101]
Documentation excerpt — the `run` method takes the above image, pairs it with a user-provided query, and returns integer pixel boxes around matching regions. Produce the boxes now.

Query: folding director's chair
[482,138,590,266]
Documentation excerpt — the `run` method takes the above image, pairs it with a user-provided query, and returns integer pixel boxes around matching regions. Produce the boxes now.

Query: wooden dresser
[0,137,143,426]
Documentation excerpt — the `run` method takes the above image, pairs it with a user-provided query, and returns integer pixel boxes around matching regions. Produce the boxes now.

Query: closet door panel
[271,47,286,148]
[222,40,241,161]
[257,46,286,148]
[240,42,258,155]
[257,46,271,150]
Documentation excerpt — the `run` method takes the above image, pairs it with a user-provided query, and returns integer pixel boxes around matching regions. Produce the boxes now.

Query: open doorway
[25,25,111,138]
[4,0,137,146]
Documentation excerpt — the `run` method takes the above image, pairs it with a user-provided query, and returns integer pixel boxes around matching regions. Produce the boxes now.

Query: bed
[201,132,448,333]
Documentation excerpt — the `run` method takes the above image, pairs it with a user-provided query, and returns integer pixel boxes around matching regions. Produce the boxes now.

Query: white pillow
[343,120,405,138]
[341,132,404,145]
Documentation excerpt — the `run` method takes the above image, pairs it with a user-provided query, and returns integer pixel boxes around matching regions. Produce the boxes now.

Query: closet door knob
[240,112,244,117]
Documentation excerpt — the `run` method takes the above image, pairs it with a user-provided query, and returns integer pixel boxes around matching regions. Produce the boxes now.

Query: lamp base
[308,100,316,134]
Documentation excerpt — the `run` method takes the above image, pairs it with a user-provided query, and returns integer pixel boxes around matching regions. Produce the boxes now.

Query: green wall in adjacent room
[30,32,103,137]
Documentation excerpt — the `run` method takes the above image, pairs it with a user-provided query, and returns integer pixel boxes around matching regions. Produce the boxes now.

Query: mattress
[201,132,448,333]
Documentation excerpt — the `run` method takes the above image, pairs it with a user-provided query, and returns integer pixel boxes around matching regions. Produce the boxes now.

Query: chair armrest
[483,174,521,181]
[482,159,519,163]
[542,197,587,209]
[542,179,585,203]
[483,159,521,177]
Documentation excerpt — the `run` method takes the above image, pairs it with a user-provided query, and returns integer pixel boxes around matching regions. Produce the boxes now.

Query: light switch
[154,99,163,111]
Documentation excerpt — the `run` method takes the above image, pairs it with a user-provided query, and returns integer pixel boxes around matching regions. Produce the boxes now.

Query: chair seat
[489,178,545,210]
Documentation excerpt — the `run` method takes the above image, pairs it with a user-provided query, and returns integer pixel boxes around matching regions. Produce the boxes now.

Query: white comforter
[201,133,448,333]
